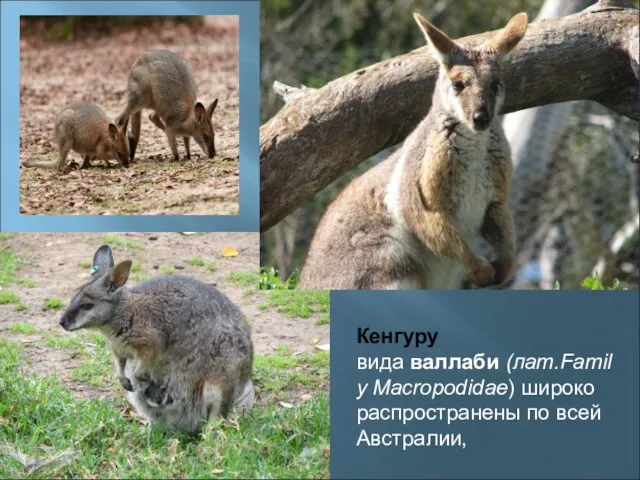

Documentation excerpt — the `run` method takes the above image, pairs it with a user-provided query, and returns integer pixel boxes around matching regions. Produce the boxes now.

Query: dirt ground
[0,232,329,399]
[19,17,239,215]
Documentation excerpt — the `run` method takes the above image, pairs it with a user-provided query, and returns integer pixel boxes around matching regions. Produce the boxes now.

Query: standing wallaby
[23,102,129,172]
[299,12,528,290]
[59,245,254,433]
[115,49,218,162]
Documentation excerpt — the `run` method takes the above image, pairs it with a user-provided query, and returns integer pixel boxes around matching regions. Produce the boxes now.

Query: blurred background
[260,0,640,290]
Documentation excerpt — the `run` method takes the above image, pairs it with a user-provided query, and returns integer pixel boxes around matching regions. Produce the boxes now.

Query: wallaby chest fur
[299,12,526,290]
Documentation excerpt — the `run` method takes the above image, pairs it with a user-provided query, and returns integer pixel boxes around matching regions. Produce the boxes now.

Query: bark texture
[260,4,639,232]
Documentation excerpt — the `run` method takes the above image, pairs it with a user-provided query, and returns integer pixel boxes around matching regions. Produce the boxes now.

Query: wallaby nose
[59,315,66,327]
[473,107,490,130]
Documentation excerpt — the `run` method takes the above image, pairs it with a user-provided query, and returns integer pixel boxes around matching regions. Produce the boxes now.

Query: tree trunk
[503,0,595,288]
[260,3,639,232]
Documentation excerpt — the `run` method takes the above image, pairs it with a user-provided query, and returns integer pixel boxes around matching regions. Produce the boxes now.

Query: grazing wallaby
[59,245,254,433]
[115,49,218,162]
[23,102,129,172]
[299,12,528,290]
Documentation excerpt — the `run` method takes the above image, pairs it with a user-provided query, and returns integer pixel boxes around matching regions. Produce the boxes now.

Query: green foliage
[225,271,260,288]
[43,297,63,310]
[0,292,21,305]
[0,340,329,479]
[580,272,625,290]
[101,235,143,251]
[260,266,298,290]
[9,322,38,334]
[265,290,330,322]
[554,272,627,290]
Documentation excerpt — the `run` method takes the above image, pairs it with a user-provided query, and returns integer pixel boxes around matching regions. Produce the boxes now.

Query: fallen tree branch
[260,5,639,232]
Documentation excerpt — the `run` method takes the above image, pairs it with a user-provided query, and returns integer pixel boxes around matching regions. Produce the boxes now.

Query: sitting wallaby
[298,12,527,290]
[23,102,129,172]
[59,245,254,433]
[115,49,218,162]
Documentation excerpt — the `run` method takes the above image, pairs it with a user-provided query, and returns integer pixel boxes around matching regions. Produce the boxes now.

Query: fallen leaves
[221,246,239,257]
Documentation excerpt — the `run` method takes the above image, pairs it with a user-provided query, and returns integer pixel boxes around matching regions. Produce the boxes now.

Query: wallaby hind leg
[183,137,191,160]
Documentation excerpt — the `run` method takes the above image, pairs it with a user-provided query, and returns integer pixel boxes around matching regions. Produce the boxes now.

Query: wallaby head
[191,99,218,158]
[414,12,528,132]
[107,117,130,165]
[59,245,132,332]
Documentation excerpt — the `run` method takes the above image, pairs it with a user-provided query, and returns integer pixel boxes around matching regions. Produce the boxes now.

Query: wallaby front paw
[466,257,495,287]
[118,375,133,392]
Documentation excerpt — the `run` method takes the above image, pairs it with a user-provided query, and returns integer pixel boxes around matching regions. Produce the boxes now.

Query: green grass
[205,262,218,273]
[0,340,329,479]
[43,298,63,310]
[78,261,92,269]
[131,260,142,273]
[16,278,37,288]
[225,271,260,288]
[0,249,20,287]
[185,256,205,266]
[100,235,143,251]
[0,233,11,241]
[14,303,28,312]
[162,266,175,275]
[8,322,38,334]
[132,274,152,283]
[264,291,330,324]
[0,292,20,305]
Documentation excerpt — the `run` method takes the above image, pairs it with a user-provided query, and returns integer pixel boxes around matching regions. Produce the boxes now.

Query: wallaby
[23,101,129,172]
[299,12,527,290]
[115,49,218,162]
[59,245,254,433]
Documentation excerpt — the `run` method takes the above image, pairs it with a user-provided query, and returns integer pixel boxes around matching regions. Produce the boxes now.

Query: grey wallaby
[115,49,218,162]
[23,101,130,172]
[299,12,528,290]
[59,245,254,433]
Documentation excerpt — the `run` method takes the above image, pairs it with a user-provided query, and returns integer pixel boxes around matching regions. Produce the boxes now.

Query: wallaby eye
[491,81,502,92]
[452,81,465,93]
[80,304,93,311]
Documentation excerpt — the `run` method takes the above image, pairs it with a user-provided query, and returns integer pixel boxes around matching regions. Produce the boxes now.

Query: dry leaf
[279,401,294,409]
[310,338,320,345]
[0,417,9,427]
[212,469,224,475]
[221,246,239,257]
[61,375,72,382]
[315,344,330,352]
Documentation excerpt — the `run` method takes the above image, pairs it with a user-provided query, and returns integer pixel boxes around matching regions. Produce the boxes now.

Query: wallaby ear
[119,116,129,134]
[414,12,458,65]
[487,12,528,55]
[110,260,132,289]
[206,98,218,119]
[92,245,115,276]
[108,123,118,141]
[194,102,206,123]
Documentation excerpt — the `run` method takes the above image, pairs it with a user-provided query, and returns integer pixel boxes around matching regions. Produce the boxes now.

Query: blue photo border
[0,1,260,232]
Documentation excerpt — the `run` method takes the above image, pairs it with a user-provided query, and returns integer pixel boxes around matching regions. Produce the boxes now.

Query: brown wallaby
[299,12,528,290]
[59,245,254,433]
[23,101,129,172]
[115,49,218,162]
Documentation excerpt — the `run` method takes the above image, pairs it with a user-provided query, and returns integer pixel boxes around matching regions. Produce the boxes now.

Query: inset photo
[0,232,329,477]
[19,16,239,215]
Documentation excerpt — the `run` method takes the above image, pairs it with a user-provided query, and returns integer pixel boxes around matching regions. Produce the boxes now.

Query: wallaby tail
[23,159,61,169]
